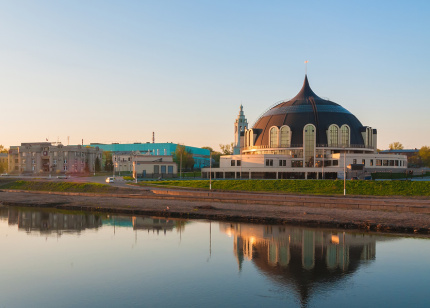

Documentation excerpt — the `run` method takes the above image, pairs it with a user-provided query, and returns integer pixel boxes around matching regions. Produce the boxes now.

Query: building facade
[8,142,102,174]
[203,76,407,180]
[133,155,177,179]
[88,142,210,169]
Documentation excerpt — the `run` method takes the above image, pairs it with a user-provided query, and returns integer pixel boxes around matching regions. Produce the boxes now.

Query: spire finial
[304,60,309,75]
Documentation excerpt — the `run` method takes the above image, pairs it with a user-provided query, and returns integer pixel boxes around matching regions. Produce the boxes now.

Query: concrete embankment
[1,188,430,235]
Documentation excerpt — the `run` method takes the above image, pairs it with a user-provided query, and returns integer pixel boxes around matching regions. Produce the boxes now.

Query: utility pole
[209,153,212,190]
[344,150,346,196]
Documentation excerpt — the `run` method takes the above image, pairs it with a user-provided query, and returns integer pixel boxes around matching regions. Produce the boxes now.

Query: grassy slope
[1,181,121,193]
[138,179,430,196]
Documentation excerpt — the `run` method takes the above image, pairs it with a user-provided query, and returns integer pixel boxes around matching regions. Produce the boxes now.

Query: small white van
[106,177,114,183]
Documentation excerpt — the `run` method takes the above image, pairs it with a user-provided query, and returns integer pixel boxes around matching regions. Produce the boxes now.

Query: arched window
[327,124,339,147]
[303,124,316,167]
[270,127,278,148]
[280,125,291,147]
[340,125,350,147]
[248,129,253,147]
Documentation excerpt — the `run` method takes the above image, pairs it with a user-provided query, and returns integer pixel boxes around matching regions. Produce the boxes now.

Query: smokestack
[152,132,155,143]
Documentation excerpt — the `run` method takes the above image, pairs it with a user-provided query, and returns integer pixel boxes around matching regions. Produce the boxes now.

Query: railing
[243,144,374,151]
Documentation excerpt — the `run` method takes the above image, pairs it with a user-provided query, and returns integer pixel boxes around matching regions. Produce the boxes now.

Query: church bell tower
[233,105,248,155]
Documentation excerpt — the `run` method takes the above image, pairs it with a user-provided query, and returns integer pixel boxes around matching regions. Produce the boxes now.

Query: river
[0,206,429,308]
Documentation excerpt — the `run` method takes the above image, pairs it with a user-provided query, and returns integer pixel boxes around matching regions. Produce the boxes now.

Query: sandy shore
[1,188,430,235]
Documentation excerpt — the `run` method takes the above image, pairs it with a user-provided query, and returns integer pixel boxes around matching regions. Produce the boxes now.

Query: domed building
[203,76,407,180]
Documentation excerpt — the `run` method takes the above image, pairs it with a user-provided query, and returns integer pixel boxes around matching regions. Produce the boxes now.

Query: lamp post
[209,153,212,190]
[180,153,182,179]
[343,150,346,196]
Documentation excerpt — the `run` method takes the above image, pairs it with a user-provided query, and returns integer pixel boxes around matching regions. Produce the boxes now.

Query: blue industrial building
[88,142,210,169]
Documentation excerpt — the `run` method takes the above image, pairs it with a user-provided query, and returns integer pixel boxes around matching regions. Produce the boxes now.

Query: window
[376,159,382,166]
[370,159,373,166]
[328,124,339,147]
[280,126,291,147]
[340,125,350,147]
[383,160,388,166]
[168,166,173,174]
[333,160,339,166]
[247,129,253,147]
[362,159,365,165]
[64,159,67,164]
[237,160,241,166]
[270,127,278,148]
[63,165,68,171]
[292,160,303,167]
[304,124,316,167]
[161,166,166,174]
[265,159,273,166]
[279,160,287,166]
[154,165,159,174]
[231,160,236,166]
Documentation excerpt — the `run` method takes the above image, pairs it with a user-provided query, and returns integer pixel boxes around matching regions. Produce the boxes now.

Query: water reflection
[1,207,103,235]
[221,223,393,306]
[0,207,187,237]
[1,206,415,307]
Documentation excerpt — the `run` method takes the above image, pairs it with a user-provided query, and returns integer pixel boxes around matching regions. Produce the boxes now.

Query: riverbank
[1,187,430,235]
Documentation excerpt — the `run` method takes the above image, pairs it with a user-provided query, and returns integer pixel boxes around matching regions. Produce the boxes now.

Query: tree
[0,145,7,173]
[103,151,113,171]
[389,142,404,150]
[95,156,102,172]
[202,146,221,167]
[219,142,234,155]
[173,145,194,171]
[419,146,430,167]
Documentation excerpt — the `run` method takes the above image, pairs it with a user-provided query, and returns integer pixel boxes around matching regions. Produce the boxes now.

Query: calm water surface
[0,206,429,308]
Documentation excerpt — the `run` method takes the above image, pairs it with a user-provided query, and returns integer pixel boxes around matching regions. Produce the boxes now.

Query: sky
[1,0,429,151]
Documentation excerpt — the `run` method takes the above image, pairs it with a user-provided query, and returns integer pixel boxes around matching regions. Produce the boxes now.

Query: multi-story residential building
[8,142,102,174]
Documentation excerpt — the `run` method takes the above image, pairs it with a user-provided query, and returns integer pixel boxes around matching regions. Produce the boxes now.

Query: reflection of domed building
[221,223,393,307]
[203,76,407,179]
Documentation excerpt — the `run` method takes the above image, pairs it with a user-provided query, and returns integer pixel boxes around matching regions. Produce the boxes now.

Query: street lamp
[209,153,212,190]
[343,149,346,196]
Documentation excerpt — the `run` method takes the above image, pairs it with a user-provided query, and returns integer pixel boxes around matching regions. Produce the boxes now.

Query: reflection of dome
[251,241,366,307]
[252,76,365,147]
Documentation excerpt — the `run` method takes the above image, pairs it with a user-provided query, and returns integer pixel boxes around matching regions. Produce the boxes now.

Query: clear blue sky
[1,0,429,150]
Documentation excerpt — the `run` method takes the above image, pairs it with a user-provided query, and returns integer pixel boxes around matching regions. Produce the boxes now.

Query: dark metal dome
[252,75,365,147]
